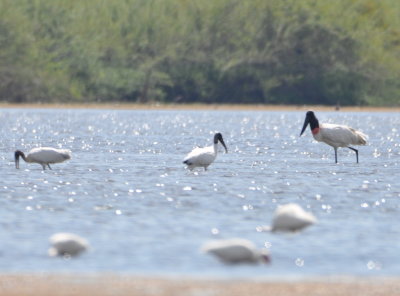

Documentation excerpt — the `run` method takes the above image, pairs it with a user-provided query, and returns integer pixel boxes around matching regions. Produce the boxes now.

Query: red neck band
[312,127,320,135]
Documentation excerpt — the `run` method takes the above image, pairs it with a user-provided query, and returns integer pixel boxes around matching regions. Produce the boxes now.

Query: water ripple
[0,109,399,276]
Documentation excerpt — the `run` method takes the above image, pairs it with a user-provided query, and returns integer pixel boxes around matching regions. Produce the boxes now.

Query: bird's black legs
[348,147,359,163]
[334,148,338,163]
[47,164,52,170]
[334,147,359,163]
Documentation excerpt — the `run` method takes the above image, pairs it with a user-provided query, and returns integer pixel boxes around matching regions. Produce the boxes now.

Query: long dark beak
[300,116,310,136]
[262,254,271,264]
[219,138,228,153]
[15,152,20,169]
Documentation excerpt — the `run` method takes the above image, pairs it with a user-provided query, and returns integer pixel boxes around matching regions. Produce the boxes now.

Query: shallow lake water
[0,108,399,278]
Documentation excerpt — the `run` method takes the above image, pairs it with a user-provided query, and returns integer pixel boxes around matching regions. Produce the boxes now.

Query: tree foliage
[0,0,399,105]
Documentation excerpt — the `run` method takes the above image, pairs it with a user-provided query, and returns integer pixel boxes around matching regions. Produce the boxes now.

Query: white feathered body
[202,238,268,264]
[48,233,89,257]
[183,144,218,169]
[26,147,71,165]
[313,123,367,148]
[272,203,317,232]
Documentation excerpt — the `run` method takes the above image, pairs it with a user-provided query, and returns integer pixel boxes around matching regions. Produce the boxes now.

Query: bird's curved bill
[262,254,271,264]
[220,139,228,153]
[15,155,20,169]
[300,117,309,136]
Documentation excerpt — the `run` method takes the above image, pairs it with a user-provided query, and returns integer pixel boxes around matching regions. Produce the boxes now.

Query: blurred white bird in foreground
[48,233,89,257]
[201,238,270,264]
[15,147,71,170]
[263,203,317,233]
[183,133,228,170]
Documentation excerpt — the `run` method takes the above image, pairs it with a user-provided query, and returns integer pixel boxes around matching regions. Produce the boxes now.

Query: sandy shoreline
[0,102,399,112]
[0,274,399,296]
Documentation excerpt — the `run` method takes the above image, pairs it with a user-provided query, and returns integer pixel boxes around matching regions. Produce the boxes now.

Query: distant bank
[1,103,399,112]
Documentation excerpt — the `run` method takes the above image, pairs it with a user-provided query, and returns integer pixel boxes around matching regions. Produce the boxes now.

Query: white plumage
[300,111,367,163]
[201,238,270,264]
[270,203,317,232]
[15,147,71,170]
[48,233,89,257]
[183,133,228,170]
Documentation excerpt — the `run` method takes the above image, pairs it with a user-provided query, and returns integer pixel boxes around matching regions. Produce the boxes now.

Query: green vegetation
[1,0,399,105]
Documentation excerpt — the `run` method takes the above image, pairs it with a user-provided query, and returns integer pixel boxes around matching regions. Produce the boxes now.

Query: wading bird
[15,147,71,170]
[201,238,270,264]
[300,111,367,163]
[48,233,89,257]
[183,133,228,170]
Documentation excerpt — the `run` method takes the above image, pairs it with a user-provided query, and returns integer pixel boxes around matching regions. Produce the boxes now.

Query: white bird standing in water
[300,111,367,163]
[201,238,270,264]
[183,133,228,170]
[270,203,317,232]
[48,233,89,257]
[15,147,71,170]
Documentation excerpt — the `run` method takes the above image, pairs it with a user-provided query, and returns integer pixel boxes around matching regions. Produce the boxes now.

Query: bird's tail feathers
[349,127,368,145]
[355,131,368,145]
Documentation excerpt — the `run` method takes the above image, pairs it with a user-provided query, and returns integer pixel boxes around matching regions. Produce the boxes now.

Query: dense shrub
[0,0,399,105]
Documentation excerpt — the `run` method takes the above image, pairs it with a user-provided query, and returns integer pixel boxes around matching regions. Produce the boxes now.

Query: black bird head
[300,111,319,136]
[214,133,228,153]
[14,150,25,169]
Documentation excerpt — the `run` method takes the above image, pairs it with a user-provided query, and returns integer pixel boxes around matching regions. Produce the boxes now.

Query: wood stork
[183,133,228,170]
[48,233,89,257]
[300,111,367,163]
[201,238,270,264]
[270,203,317,232]
[14,147,71,170]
